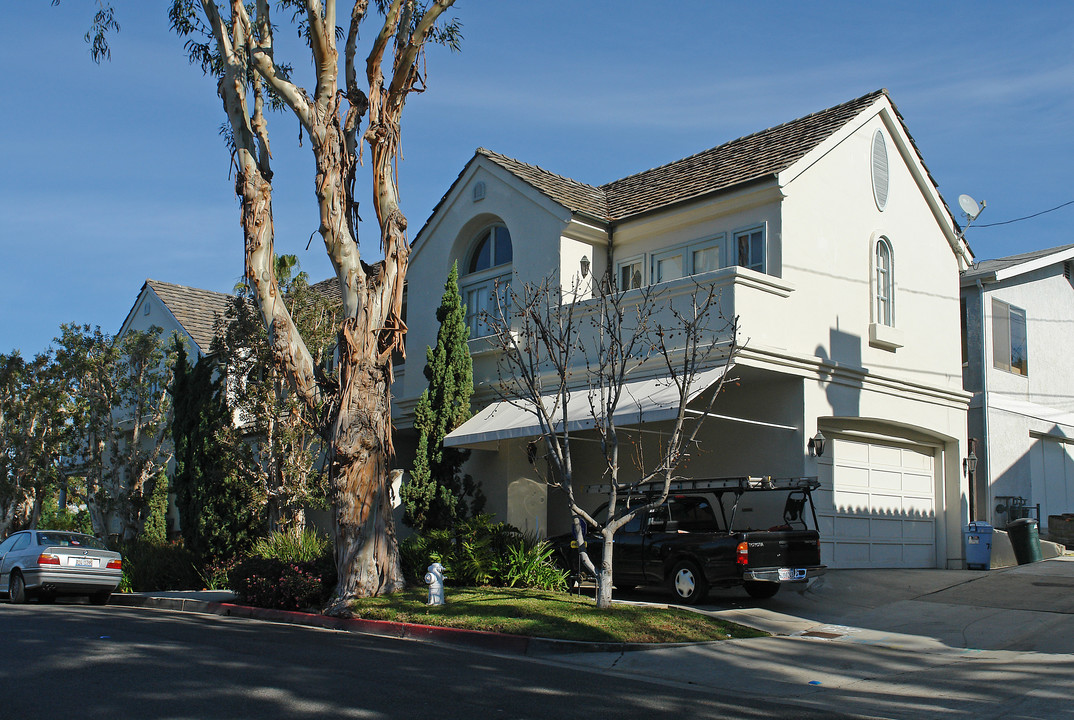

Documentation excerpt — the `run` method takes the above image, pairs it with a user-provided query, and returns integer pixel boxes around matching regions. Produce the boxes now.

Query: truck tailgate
[742,530,822,569]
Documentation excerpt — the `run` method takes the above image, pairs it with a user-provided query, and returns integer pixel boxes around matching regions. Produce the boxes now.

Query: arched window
[462,224,513,337]
[875,237,894,326]
[467,224,512,274]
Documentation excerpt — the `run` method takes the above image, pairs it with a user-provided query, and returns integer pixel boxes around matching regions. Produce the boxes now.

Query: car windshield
[36,532,108,550]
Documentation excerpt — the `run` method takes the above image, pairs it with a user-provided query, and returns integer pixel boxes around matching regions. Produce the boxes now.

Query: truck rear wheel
[669,561,708,605]
[744,581,780,599]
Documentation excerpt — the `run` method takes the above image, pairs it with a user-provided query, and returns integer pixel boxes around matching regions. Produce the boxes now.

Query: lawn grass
[349,587,767,643]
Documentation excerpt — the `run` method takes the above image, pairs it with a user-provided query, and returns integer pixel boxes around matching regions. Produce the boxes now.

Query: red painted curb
[214,602,532,653]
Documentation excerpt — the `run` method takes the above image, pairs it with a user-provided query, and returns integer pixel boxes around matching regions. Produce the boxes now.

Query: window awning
[444,363,735,450]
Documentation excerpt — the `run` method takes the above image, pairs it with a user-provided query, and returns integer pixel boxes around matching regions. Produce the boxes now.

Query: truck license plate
[778,568,806,581]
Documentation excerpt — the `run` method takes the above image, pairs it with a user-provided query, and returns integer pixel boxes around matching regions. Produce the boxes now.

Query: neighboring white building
[961,244,1074,535]
[399,90,975,569]
[119,279,237,360]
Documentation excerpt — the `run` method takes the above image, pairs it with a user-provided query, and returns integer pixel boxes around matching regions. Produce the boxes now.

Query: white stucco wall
[966,262,1074,528]
[402,102,971,564]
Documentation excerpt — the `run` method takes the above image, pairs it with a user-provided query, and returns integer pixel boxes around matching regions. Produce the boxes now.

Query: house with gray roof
[400,90,975,570]
[118,279,239,358]
[961,244,1074,537]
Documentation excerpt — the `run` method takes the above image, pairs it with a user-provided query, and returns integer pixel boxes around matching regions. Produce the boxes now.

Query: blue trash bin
[964,522,993,570]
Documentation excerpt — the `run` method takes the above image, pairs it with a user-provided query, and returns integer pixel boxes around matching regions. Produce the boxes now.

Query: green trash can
[1007,517,1043,565]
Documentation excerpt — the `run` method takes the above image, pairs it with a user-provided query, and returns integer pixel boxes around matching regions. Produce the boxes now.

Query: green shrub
[503,540,568,592]
[250,527,331,563]
[117,540,200,592]
[228,527,336,610]
[198,556,238,590]
[229,556,333,610]
[400,515,569,590]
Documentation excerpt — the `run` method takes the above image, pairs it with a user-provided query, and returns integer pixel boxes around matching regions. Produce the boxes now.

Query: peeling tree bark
[197,0,454,610]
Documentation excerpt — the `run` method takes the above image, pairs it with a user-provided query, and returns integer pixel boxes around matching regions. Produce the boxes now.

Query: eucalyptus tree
[164,0,459,607]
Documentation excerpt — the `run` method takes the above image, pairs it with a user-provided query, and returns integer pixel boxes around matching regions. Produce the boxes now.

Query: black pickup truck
[556,477,826,604]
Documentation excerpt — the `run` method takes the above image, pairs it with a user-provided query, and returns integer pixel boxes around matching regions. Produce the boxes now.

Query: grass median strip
[349,587,767,643]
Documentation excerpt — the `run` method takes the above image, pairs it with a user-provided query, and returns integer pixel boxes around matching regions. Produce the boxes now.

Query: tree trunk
[324,316,405,614]
[597,534,614,608]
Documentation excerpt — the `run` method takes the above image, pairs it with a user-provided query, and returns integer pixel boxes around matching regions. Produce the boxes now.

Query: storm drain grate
[800,631,844,639]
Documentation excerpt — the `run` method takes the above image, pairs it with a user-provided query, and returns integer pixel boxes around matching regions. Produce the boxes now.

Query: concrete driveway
[556,557,1074,719]
[704,555,1074,654]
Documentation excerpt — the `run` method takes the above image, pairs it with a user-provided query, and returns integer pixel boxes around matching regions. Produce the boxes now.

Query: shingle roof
[476,149,609,221]
[601,89,887,219]
[145,279,238,354]
[439,89,890,229]
[962,243,1074,282]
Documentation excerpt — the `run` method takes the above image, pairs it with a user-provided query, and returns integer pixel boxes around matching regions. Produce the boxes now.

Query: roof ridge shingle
[600,89,887,191]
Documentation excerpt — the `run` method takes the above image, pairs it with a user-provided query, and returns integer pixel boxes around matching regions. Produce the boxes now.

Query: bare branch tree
[485,273,740,608]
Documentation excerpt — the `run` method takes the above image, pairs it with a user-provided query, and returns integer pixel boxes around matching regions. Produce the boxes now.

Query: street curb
[109,594,717,656]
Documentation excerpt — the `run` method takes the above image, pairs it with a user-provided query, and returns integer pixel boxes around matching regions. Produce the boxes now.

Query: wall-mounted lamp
[963,450,977,478]
[808,430,826,458]
[580,255,591,278]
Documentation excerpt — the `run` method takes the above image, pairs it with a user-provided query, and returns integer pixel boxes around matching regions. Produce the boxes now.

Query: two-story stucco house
[961,244,1074,537]
[398,89,974,570]
[119,279,237,359]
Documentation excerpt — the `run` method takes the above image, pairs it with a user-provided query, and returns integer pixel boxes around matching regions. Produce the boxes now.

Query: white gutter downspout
[976,278,991,523]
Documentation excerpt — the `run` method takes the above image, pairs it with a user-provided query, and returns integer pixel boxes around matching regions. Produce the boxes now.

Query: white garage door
[816,437,937,569]
[1030,437,1074,533]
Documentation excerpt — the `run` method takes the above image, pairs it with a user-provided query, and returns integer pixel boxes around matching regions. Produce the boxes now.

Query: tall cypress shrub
[402,262,483,532]
[171,340,264,564]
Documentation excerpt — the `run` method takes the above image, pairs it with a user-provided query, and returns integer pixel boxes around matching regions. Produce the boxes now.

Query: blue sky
[1,2,1072,357]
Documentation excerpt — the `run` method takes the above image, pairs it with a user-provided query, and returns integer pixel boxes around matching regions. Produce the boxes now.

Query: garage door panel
[870,445,903,467]
[871,543,906,566]
[833,489,871,512]
[837,465,871,488]
[819,437,938,569]
[903,519,935,540]
[902,495,934,516]
[871,518,904,538]
[901,448,933,471]
[835,516,871,538]
[832,542,871,566]
[870,491,908,514]
[837,440,871,463]
[903,473,934,494]
[872,468,903,490]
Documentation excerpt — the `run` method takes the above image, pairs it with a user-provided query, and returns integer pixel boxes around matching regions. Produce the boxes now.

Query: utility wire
[974,200,1074,228]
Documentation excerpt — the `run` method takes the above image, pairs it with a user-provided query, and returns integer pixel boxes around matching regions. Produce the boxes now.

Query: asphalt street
[4,557,1073,719]
[0,603,863,720]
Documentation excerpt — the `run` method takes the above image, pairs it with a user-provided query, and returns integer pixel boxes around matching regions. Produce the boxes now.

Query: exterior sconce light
[580,255,591,278]
[808,431,826,458]
[963,450,978,478]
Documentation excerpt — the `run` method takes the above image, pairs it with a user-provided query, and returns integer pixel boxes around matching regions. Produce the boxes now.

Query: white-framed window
[734,227,765,272]
[650,236,723,285]
[461,223,513,337]
[616,256,645,291]
[993,298,1028,376]
[874,236,894,327]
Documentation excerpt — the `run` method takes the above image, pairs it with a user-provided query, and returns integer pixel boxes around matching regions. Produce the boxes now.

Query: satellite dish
[959,194,982,221]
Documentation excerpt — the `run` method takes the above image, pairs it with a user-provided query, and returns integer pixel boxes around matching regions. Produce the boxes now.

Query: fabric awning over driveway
[444,364,734,450]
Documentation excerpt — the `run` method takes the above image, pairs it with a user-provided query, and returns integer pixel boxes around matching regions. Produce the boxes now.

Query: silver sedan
[0,530,123,605]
